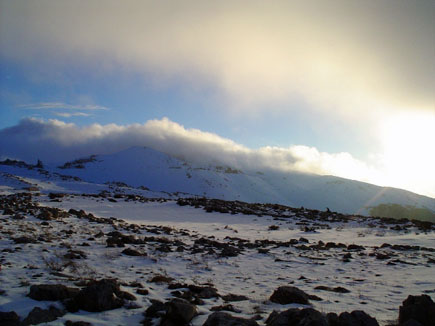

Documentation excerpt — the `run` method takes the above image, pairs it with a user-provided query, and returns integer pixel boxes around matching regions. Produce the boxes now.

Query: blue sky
[0,1,434,197]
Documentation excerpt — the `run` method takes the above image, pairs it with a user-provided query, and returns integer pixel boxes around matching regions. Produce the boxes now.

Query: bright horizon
[0,1,434,198]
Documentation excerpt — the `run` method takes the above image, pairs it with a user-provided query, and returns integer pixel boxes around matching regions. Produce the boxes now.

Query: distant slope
[52,146,435,216]
[369,203,435,223]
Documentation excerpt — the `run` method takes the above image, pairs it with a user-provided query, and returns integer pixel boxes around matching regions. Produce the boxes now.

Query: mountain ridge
[47,146,435,216]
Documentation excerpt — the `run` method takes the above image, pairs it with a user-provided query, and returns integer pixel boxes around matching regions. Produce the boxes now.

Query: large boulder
[270,286,310,305]
[28,284,79,301]
[399,294,435,326]
[203,312,259,326]
[66,279,136,312]
[144,299,167,318]
[122,248,147,256]
[188,284,219,299]
[21,306,65,325]
[0,311,20,326]
[337,311,379,326]
[161,298,197,325]
[266,308,327,326]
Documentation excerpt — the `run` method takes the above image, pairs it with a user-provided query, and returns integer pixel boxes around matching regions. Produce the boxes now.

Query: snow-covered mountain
[1,148,434,325]
[49,146,435,216]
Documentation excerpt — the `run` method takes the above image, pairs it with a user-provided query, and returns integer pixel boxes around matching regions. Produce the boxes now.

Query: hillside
[0,154,434,325]
[48,146,435,217]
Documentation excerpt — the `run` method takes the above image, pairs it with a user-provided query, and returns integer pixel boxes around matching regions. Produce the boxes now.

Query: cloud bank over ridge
[0,117,381,186]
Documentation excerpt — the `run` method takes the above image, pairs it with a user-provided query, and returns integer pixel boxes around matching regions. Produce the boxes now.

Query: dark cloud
[1,1,433,116]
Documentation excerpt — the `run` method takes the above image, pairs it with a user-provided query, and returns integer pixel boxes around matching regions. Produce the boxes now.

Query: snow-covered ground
[0,170,434,325]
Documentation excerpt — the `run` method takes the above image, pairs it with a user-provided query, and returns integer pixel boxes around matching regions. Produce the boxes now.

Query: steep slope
[52,146,435,216]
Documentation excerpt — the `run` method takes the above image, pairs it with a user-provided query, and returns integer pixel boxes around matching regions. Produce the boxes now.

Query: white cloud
[3,117,433,197]
[0,117,383,185]
[54,112,92,118]
[17,102,109,111]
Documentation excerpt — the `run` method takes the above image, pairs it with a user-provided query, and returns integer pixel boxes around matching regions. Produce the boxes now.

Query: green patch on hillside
[369,203,435,223]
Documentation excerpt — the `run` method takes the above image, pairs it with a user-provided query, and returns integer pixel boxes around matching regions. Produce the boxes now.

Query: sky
[0,0,434,198]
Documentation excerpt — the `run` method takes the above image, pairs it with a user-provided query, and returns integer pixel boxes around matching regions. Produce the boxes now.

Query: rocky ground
[0,191,434,326]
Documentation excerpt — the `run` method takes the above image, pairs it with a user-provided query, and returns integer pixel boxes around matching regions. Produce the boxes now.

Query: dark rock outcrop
[66,279,135,312]
[28,284,79,301]
[266,308,327,326]
[22,306,65,325]
[0,311,20,326]
[122,248,147,256]
[336,310,379,326]
[221,293,249,302]
[13,236,37,244]
[314,286,351,294]
[399,294,435,326]
[270,286,311,305]
[160,298,197,325]
[188,284,219,299]
[65,321,93,326]
[203,311,259,326]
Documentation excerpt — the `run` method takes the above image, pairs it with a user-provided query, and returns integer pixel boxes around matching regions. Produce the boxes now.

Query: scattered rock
[28,284,79,301]
[188,284,219,299]
[65,321,93,326]
[22,306,65,325]
[211,304,241,313]
[375,252,391,260]
[63,250,87,260]
[314,286,351,294]
[161,298,197,325]
[66,279,135,312]
[122,248,147,256]
[203,311,259,326]
[137,288,149,295]
[337,310,379,326]
[37,210,53,221]
[3,208,15,215]
[266,308,327,326]
[220,245,241,257]
[12,214,25,220]
[270,286,311,305]
[347,244,365,251]
[13,236,37,244]
[149,275,174,284]
[144,299,167,318]
[221,293,249,302]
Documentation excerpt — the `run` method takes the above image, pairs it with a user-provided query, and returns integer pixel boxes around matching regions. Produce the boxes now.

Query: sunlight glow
[379,111,435,197]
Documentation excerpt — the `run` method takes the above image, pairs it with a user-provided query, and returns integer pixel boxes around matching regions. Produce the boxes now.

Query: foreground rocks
[0,311,20,326]
[28,284,79,301]
[266,308,327,326]
[327,310,379,326]
[266,308,379,326]
[399,294,435,326]
[1,192,434,326]
[270,286,317,305]
[203,311,259,326]
[66,279,136,312]
[160,298,197,326]
[22,306,65,326]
